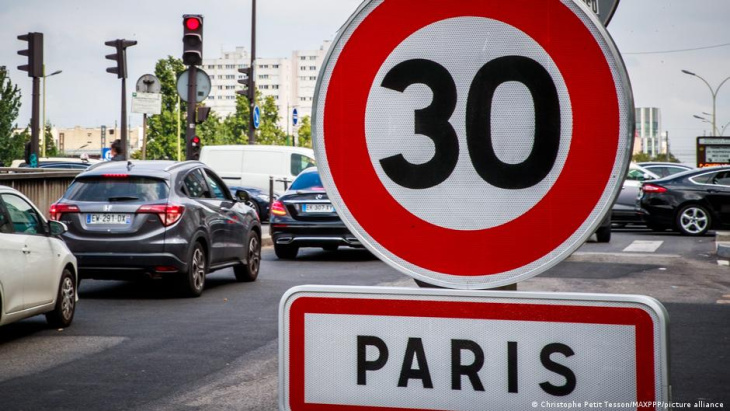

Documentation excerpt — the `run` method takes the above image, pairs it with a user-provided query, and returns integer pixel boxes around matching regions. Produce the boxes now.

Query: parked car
[611,163,658,226]
[0,186,77,328]
[11,157,100,169]
[270,167,361,259]
[200,145,316,194]
[50,160,262,297]
[639,166,730,236]
[636,162,694,178]
[227,185,275,221]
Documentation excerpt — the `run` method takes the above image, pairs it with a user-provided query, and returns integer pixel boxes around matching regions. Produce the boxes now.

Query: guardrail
[0,168,81,217]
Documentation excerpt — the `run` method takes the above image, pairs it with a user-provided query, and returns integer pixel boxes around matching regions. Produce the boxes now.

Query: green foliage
[145,57,187,160]
[256,95,287,145]
[0,67,23,166]
[44,123,59,157]
[297,115,312,148]
[632,152,680,163]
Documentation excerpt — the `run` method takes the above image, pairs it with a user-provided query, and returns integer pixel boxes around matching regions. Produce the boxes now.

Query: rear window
[64,177,169,202]
[289,171,324,191]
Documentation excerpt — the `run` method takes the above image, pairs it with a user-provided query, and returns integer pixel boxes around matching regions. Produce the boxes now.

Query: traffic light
[196,106,211,124]
[105,39,137,79]
[182,15,204,66]
[236,66,255,101]
[17,32,43,77]
[190,136,202,160]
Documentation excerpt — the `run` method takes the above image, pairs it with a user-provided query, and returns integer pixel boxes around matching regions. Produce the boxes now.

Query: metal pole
[42,65,46,158]
[186,65,198,160]
[177,95,181,161]
[142,114,147,160]
[30,76,40,166]
[248,0,257,144]
[121,76,128,160]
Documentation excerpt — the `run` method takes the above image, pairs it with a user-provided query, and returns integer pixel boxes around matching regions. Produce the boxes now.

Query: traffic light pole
[31,76,40,165]
[186,64,198,160]
[248,0,256,145]
[121,75,128,160]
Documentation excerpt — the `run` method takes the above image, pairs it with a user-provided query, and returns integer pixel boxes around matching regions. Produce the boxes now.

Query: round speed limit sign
[313,0,633,289]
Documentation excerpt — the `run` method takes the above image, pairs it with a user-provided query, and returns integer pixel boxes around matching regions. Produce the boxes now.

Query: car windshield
[64,177,169,202]
[290,171,324,191]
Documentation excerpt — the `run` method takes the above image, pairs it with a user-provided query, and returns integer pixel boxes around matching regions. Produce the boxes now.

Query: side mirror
[235,189,252,203]
[49,220,68,236]
[643,173,654,181]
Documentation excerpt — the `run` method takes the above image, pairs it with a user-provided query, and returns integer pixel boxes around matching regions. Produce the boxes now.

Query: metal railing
[0,168,81,217]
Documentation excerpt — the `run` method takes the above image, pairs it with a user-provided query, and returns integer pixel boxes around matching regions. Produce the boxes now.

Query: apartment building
[203,47,252,118]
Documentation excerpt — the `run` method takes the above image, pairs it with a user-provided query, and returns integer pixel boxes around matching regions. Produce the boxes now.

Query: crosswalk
[622,240,664,253]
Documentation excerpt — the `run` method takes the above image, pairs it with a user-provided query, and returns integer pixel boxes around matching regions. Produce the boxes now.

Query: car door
[201,168,247,261]
[701,171,730,226]
[0,193,56,309]
[0,198,25,315]
[182,168,229,264]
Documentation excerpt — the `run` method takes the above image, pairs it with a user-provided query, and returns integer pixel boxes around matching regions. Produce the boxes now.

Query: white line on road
[623,240,664,253]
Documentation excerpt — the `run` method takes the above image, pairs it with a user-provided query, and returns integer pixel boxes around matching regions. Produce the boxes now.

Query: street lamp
[42,67,62,157]
[681,69,730,136]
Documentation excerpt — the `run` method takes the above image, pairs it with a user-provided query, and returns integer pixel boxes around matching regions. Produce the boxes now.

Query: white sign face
[312,0,634,289]
[131,92,162,115]
[279,286,669,411]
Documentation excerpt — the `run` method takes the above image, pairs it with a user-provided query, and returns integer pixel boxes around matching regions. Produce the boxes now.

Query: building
[635,107,668,157]
[56,126,142,157]
[202,41,331,136]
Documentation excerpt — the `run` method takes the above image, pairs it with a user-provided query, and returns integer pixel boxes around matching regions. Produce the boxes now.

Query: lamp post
[681,70,730,136]
[41,67,62,157]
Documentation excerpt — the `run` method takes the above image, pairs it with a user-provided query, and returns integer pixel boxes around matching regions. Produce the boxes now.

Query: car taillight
[271,200,287,216]
[137,204,185,227]
[49,203,80,221]
[641,183,667,194]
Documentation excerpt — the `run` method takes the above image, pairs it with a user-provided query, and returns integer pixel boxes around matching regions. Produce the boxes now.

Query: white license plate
[303,203,334,213]
[86,213,132,225]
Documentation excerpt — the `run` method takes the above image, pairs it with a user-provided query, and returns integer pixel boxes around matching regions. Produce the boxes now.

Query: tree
[0,66,23,166]
[632,152,680,163]
[297,115,312,148]
[256,95,287,145]
[145,57,187,160]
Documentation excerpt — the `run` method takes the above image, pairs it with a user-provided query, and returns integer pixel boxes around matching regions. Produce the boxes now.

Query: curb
[262,235,273,248]
[715,231,730,259]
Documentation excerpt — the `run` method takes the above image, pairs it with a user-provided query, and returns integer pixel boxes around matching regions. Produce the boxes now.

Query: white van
[200,145,316,193]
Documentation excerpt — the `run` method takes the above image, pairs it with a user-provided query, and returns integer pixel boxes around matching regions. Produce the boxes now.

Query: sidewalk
[262,224,272,248]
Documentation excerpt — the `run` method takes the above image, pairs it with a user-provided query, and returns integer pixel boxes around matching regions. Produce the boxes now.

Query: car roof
[80,160,203,179]
[652,165,730,182]
[637,162,693,168]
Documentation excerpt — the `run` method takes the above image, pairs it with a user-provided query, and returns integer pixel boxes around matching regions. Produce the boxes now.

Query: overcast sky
[2,0,729,163]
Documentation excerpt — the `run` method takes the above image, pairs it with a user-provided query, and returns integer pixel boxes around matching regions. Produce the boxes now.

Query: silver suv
[51,160,261,297]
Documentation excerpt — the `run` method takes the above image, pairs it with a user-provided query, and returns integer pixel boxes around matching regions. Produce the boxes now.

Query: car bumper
[271,224,362,247]
[75,252,188,280]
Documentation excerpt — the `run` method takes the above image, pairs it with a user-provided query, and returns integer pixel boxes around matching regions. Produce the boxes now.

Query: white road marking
[623,240,664,253]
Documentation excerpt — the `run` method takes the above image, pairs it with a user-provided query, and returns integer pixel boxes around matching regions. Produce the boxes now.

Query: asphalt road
[0,229,728,410]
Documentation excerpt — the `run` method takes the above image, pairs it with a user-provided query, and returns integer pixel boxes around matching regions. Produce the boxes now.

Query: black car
[227,185,275,221]
[269,168,360,259]
[639,166,730,236]
[50,160,262,296]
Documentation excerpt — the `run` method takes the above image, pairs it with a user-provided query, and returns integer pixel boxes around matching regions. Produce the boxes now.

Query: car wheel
[322,245,338,252]
[676,204,711,236]
[46,268,76,328]
[274,243,298,259]
[595,225,611,243]
[235,231,261,282]
[181,242,207,297]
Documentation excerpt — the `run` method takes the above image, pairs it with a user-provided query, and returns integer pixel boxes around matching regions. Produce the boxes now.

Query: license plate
[303,203,334,213]
[86,213,132,225]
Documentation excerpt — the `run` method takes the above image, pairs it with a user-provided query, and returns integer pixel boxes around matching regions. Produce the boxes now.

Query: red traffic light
[185,17,201,31]
[191,136,201,145]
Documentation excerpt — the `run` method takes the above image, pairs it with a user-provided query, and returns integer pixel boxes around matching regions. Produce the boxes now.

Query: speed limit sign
[313,0,634,289]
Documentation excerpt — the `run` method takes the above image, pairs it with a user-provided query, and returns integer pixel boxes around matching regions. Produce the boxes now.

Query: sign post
[280,286,669,411]
[312,0,634,289]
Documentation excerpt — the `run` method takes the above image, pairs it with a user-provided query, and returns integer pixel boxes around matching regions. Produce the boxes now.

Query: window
[202,170,229,200]
[291,154,316,176]
[225,75,235,79]
[272,85,279,89]
[290,171,324,191]
[0,200,11,234]
[309,66,317,70]
[259,64,269,69]
[712,171,730,186]
[259,74,269,79]
[182,169,209,198]
[65,177,169,202]
[217,64,223,69]
[309,56,317,60]
[207,65,215,69]
[300,56,307,61]
[309,76,317,81]
[1,194,45,235]
[273,64,279,69]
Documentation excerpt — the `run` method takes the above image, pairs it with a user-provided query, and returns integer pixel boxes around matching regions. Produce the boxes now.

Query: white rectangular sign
[131,92,162,115]
[279,286,669,411]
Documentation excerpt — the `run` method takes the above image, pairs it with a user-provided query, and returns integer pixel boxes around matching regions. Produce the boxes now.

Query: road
[0,229,728,410]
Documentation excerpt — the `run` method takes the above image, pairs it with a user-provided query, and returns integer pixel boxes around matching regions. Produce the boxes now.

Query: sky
[1,0,729,164]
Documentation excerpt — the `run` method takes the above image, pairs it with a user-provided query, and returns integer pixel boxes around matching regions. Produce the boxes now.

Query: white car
[0,186,78,328]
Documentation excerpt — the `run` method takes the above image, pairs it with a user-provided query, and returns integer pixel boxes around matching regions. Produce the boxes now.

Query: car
[269,167,361,259]
[227,185,275,221]
[0,186,78,328]
[639,166,730,236]
[50,160,262,297]
[10,157,100,170]
[636,162,694,178]
[611,163,658,226]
